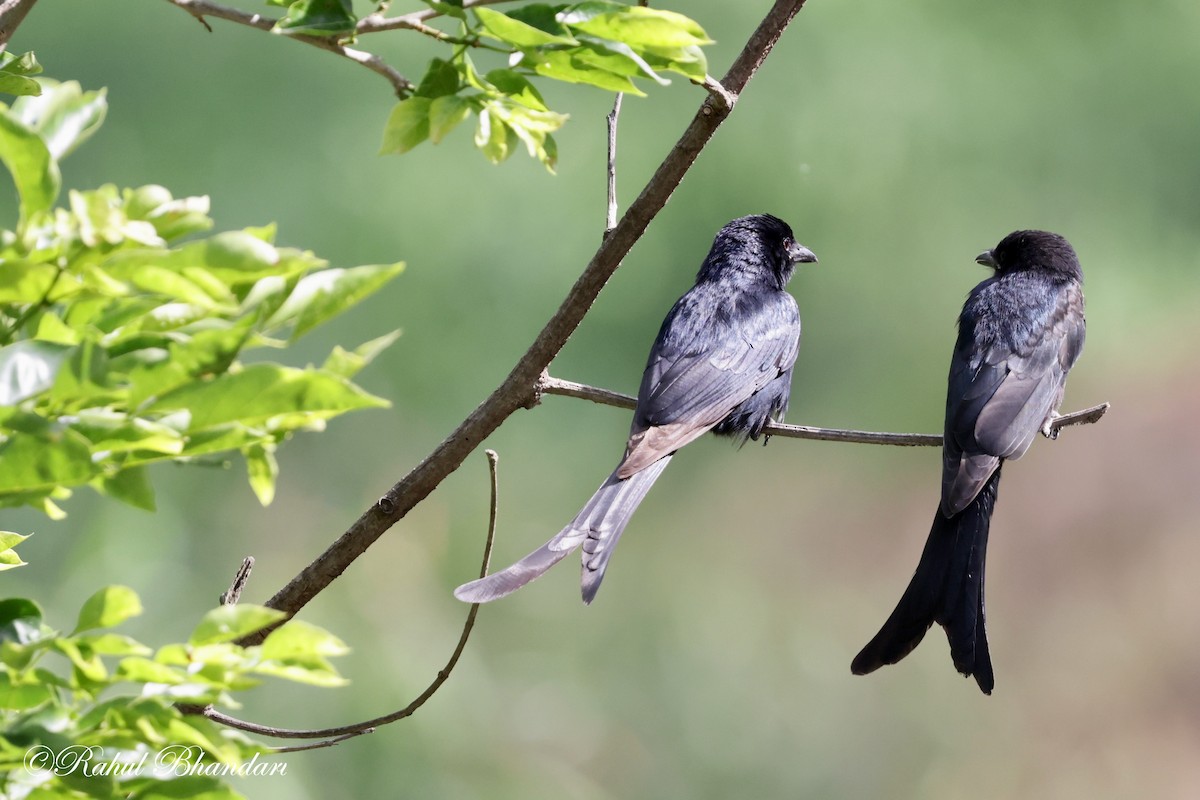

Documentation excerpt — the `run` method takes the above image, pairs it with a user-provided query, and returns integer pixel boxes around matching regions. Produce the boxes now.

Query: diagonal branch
[192,450,501,744]
[163,0,414,97]
[537,374,1111,447]
[0,0,38,52]
[239,0,812,645]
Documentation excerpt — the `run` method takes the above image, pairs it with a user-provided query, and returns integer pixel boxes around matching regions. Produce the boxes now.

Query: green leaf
[123,185,213,241]
[252,657,347,687]
[642,43,708,82]
[379,97,431,155]
[47,338,112,411]
[9,79,108,161]
[130,266,231,310]
[487,102,567,172]
[484,69,548,111]
[322,329,402,379]
[126,323,254,407]
[415,58,461,99]
[0,428,96,495]
[76,632,152,656]
[574,36,669,85]
[244,443,277,506]
[421,0,466,20]
[99,465,157,511]
[0,597,42,644]
[128,776,246,800]
[0,109,60,224]
[429,95,471,144]
[0,52,43,97]
[563,4,713,49]
[117,231,316,289]
[476,7,577,47]
[74,585,143,633]
[146,363,389,432]
[0,669,53,709]
[0,530,30,571]
[116,656,186,684]
[33,312,78,345]
[259,619,349,660]
[269,262,404,341]
[69,410,185,456]
[528,49,643,95]
[274,0,357,36]
[0,259,58,304]
[0,340,72,403]
[54,637,109,683]
[474,107,518,164]
[189,604,286,646]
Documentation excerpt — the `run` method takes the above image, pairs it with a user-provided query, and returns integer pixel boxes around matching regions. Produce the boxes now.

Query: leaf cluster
[369,2,712,170]
[0,81,404,517]
[0,587,346,800]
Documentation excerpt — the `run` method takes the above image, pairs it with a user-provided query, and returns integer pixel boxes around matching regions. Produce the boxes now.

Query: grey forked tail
[454,456,673,604]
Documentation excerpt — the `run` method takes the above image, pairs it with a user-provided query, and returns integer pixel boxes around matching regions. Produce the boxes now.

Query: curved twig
[192,450,500,744]
[163,0,414,97]
[537,373,1110,447]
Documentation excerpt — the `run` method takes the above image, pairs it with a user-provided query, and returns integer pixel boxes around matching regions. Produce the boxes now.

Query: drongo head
[976,230,1082,281]
[701,214,817,288]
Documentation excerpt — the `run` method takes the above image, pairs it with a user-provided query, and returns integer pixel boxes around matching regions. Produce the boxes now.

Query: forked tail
[851,468,1002,693]
[454,456,672,604]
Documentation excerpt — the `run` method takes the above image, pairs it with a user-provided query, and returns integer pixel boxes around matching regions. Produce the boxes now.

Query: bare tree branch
[163,0,414,97]
[0,0,38,52]
[239,0,813,646]
[191,450,501,744]
[537,373,1111,447]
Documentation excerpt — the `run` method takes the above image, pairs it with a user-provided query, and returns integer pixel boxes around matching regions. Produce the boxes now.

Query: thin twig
[194,450,501,744]
[358,0,514,34]
[219,557,254,605]
[537,373,1110,447]
[270,732,369,753]
[163,0,414,97]
[604,93,624,236]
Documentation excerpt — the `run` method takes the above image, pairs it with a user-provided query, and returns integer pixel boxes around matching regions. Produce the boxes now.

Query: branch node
[701,75,737,114]
[377,496,396,516]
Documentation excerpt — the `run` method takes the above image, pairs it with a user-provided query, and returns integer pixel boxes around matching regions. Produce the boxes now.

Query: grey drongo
[851,230,1087,694]
[455,214,817,605]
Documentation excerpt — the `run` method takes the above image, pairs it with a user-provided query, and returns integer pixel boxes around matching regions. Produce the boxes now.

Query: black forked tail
[851,468,1002,694]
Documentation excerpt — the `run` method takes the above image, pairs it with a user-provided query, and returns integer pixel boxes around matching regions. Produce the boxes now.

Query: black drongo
[851,230,1086,694]
[455,214,816,605]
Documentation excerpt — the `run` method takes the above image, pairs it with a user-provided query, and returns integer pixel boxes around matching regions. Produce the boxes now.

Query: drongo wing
[617,288,800,479]
[942,278,1086,515]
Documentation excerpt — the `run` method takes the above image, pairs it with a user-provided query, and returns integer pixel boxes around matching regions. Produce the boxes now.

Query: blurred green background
[6,0,1200,797]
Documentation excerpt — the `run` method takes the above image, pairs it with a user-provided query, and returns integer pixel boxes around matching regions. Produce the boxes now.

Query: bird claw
[1041,412,1061,440]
